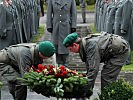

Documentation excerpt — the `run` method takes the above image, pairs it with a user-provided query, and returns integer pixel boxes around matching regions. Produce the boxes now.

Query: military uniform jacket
[0,43,43,76]
[114,0,132,51]
[0,0,17,50]
[79,32,129,74]
[128,0,133,50]
[105,3,117,34]
[46,0,77,54]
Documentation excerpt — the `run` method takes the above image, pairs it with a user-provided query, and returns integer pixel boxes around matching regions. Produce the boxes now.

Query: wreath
[17,64,92,98]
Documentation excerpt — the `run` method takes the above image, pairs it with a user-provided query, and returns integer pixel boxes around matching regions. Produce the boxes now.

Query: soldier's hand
[121,29,127,34]
[47,28,53,33]
[71,28,76,33]
[0,32,7,39]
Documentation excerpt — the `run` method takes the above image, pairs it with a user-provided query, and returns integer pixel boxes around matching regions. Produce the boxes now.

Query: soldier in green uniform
[0,41,55,100]
[79,0,87,23]
[114,0,132,65]
[0,0,17,49]
[63,32,130,90]
[46,0,77,67]
[40,0,44,16]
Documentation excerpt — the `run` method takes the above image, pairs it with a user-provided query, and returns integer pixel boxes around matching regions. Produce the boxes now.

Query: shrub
[99,79,133,100]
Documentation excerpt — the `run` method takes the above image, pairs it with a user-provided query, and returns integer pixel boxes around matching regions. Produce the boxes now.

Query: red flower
[46,65,54,71]
[60,71,68,78]
[49,65,54,69]
[62,71,68,75]
[54,73,61,77]
[60,66,65,70]
[38,64,45,71]
[48,69,55,75]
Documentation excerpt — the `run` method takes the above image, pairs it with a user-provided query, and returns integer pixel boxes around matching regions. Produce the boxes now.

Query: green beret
[38,41,55,57]
[63,33,78,47]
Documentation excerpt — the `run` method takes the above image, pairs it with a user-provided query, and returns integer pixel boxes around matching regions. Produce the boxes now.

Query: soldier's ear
[73,43,78,47]
[75,37,81,43]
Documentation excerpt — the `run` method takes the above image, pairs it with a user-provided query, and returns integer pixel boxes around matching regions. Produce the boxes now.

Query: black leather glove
[78,84,93,98]
[0,29,7,39]
[71,28,76,33]
[47,28,53,33]
[32,85,41,94]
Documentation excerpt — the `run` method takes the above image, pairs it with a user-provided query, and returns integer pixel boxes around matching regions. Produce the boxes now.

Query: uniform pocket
[2,65,19,82]
[109,36,128,54]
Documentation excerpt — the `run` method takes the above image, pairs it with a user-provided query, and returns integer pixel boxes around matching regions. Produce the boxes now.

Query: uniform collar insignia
[60,0,69,8]
[55,0,69,8]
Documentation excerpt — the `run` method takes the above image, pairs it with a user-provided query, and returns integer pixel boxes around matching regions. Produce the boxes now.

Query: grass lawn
[122,52,133,71]
[89,24,97,33]
[32,25,45,43]
[43,4,47,11]
[76,4,95,12]
[90,24,133,72]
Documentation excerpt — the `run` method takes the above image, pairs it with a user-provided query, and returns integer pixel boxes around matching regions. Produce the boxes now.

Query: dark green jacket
[79,32,129,89]
[80,32,129,64]
[0,43,43,76]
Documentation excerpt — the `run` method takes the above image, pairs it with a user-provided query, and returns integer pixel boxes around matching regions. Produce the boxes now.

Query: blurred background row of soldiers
[79,0,87,23]
[94,0,133,51]
[0,0,43,50]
